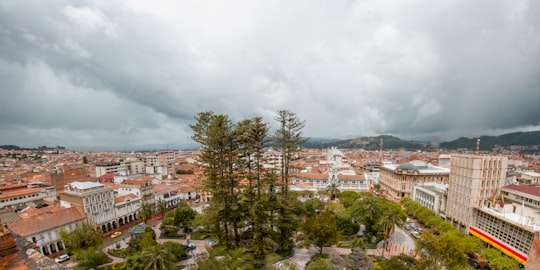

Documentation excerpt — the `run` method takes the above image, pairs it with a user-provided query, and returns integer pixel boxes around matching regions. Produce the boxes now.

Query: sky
[1,0,540,149]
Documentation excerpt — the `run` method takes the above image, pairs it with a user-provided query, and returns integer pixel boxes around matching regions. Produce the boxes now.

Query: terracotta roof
[339,174,366,180]
[122,179,149,185]
[0,187,41,199]
[8,207,86,237]
[97,172,115,180]
[115,193,138,203]
[294,172,328,180]
[502,184,540,197]
[153,184,179,195]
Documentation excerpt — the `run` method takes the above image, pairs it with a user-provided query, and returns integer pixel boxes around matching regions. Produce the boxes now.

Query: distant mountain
[439,131,540,150]
[301,135,427,150]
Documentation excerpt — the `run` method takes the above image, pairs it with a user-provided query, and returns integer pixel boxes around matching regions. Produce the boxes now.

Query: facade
[0,183,56,210]
[411,183,447,214]
[114,194,141,227]
[145,151,176,179]
[446,154,508,231]
[8,206,86,256]
[96,160,145,177]
[292,148,368,192]
[95,162,127,177]
[118,179,155,206]
[379,160,449,199]
[60,181,116,233]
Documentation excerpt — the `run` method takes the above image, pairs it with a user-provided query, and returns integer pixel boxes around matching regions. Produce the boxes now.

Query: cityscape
[1,1,540,270]
[1,122,540,269]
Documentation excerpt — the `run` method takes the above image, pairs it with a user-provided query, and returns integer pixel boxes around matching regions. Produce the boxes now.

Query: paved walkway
[101,222,211,268]
[376,226,416,259]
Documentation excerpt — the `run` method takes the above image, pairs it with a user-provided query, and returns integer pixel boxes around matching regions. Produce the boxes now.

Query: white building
[8,206,86,256]
[412,183,447,214]
[60,181,116,233]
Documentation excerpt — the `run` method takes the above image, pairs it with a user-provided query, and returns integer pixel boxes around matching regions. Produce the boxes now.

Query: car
[55,254,70,263]
[111,231,122,238]
[411,231,421,238]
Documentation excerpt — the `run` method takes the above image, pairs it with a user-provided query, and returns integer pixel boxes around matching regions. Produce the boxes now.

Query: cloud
[0,0,539,147]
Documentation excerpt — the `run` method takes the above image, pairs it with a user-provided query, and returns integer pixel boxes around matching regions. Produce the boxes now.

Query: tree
[59,221,103,254]
[335,211,359,236]
[190,112,244,248]
[272,110,306,196]
[326,183,340,201]
[303,197,324,216]
[302,210,340,254]
[139,244,177,270]
[155,198,167,219]
[479,248,519,270]
[272,110,306,251]
[337,191,361,208]
[414,230,481,270]
[74,247,110,270]
[197,246,255,270]
[173,204,198,231]
[138,202,154,224]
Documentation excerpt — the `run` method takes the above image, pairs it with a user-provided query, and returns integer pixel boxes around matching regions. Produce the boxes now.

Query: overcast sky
[1,0,540,148]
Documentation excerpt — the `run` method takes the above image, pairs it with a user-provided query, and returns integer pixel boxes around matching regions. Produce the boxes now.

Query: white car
[55,254,70,263]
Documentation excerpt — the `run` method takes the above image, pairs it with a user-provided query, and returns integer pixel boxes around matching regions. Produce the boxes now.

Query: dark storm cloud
[0,0,539,147]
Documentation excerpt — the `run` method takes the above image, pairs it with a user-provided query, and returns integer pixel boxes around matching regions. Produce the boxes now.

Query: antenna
[476,138,480,155]
[379,138,383,163]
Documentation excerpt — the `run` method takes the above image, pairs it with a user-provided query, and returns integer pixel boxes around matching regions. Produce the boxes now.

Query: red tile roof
[503,184,540,197]
[8,207,86,237]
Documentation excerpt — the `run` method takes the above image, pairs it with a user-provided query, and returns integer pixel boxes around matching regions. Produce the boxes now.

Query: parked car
[55,254,70,263]
[111,231,122,238]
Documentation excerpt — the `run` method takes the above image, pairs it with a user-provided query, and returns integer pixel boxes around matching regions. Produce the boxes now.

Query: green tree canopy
[302,210,341,254]
[59,221,103,254]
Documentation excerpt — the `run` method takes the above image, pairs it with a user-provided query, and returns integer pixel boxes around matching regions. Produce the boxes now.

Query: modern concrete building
[411,183,447,214]
[59,181,116,233]
[379,160,449,199]
[446,154,508,232]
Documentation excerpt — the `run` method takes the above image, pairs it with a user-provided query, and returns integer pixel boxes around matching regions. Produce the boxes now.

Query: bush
[162,226,185,238]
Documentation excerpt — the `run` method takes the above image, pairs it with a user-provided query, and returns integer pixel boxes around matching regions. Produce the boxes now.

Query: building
[59,181,116,233]
[118,179,155,206]
[145,151,176,179]
[291,148,369,193]
[0,183,56,210]
[114,194,141,227]
[379,160,449,199]
[411,183,447,215]
[95,162,127,177]
[446,154,508,232]
[7,206,86,257]
[62,164,91,184]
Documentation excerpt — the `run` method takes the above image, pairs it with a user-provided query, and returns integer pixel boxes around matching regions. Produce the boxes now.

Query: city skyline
[1,0,539,148]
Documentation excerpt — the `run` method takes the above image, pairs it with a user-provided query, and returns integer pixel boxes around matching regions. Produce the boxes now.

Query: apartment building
[446,154,508,231]
[145,151,176,179]
[379,160,449,199]
[95,161,127,177]
[59,181,116,233]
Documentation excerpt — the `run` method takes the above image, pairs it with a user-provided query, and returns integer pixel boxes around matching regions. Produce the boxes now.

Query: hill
[439,131,540,150]
[301,135,427,150]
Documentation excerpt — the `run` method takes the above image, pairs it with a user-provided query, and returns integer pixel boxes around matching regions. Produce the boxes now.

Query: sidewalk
[376,226,416,259]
